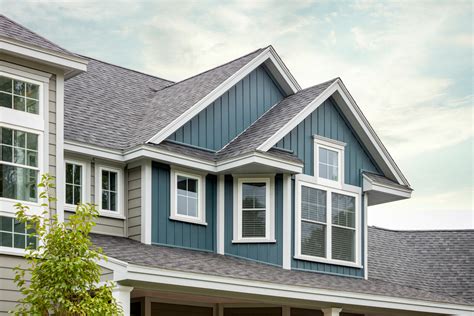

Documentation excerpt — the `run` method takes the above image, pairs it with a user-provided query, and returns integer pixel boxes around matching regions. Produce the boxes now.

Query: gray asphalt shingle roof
[216,79,338,160]
[0,15,75,56]
[363,171,412,191]
[64,48,265,150]
[91,227,473,306]
[64,58,174,149]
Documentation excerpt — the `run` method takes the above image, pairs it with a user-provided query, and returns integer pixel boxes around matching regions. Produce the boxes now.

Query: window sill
[294,254,362,268]
[97,210,126,220]
[232,238,276,244]
[0,246,27,257]
[169,215,207,226]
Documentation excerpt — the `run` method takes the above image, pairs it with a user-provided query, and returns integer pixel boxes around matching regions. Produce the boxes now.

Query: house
[0,14,472,316]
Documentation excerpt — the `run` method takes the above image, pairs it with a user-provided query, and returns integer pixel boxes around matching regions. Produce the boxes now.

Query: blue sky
[2,0,472,229]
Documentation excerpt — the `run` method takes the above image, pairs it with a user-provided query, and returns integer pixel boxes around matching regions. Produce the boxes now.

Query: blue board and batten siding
[275,98,378,277]
[168,65,284,151]
[151,162,216,252]
[224,174,284,266]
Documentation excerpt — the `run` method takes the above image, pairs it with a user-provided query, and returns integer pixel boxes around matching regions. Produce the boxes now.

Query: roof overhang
[100,259,474,315]
[257,79,411,188]
[363,174,412,206]
[146,46,301,145]
[0,36,88,78]
[64,140,303,174]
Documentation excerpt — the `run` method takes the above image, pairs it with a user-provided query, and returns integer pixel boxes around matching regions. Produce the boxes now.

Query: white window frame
[95,164,124,219]
[0,123,44,215]
[233,175,275,243]
[314,135,345,189]
[64,159,89,211]
[294,175,361,268]
[170,168,207,226]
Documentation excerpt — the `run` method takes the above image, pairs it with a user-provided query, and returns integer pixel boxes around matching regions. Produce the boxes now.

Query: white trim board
[102,261,474,315]
[146,46,300,145]
[257,79,410,187]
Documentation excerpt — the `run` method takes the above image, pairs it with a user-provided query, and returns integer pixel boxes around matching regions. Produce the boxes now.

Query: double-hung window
[65,161,86,207]
[0,127,39,202]
[234,177,275,243]
[170,169,206,225]
[296,181,359,265]
[96,165,123,217]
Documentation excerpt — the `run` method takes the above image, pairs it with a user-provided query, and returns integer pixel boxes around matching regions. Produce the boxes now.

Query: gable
[275,97,379,186]
[168,65,284,151]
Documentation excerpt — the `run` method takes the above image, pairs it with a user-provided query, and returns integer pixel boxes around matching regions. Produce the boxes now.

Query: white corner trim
[282,174,292,270]
[257,79,410,187]
[216,174,225,254]
[146,47,300,145]
[363,192,369,280]
[141,160,152,244]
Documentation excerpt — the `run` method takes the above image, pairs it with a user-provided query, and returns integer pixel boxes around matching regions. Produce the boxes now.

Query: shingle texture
[216,79,337,160]
[64,49,264,150]
[64,58,174,149]
[363,171,412,191]
[91,227,473,306]
[0,15,75,56]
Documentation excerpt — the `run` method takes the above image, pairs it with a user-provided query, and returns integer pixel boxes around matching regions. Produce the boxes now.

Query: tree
[12,174,123,315]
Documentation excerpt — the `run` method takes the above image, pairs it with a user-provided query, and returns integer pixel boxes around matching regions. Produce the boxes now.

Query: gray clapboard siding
[168,65,284,151]
[0,255,28,315]
[224,174,284,266]
[128,166,142,241]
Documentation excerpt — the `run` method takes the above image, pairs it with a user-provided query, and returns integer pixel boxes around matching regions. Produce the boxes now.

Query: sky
[1,0,472,230]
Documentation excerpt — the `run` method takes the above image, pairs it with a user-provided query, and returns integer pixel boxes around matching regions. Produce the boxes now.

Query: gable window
[314,136,345,188]
[0,127,39,202]
[0,75,40,114]
[95,165,123,217]
[170,169,206,225]
[65,161,86,206]
[234,176,275,243]
[0,216,37,249]
[295,179,360,267]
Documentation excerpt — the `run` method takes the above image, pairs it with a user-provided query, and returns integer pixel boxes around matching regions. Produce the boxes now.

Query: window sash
[298,182,358,264]
[101,170,118,212]
[175,174,200,219]
[0,75,40,114]
[0,216,37,249]
[1,127,38,169]
[65,163,83,205]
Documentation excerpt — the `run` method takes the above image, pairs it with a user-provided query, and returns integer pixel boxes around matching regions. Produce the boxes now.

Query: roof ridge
[369,225,474,233]
[0,14,73,55]
[157,47,267,92]
[77,54,174,84]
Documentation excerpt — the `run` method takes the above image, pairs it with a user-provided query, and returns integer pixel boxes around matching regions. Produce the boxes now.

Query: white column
[216,174,225,254]
[112,284,133,316]
[322,307,342,316]
[282,306,291,316]
[282,174,292,269]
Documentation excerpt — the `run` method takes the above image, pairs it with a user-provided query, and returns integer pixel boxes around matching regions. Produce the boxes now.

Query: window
[170,169,206,225]
[234,177,275,243]
[0,75,40,114]
[65,162,83,206]
[0,127,38,202]
[296,180,359,266]
[101,170,117,212]
[314,136,345,188]
[0,216,37,249]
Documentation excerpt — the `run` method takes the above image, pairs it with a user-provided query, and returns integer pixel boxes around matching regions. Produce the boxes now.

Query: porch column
[112,284,134,316]
[322,307,342,316]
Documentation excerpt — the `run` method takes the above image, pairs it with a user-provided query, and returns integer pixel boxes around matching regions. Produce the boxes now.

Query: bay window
[296,180,360,266]
[0,127,38,202]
